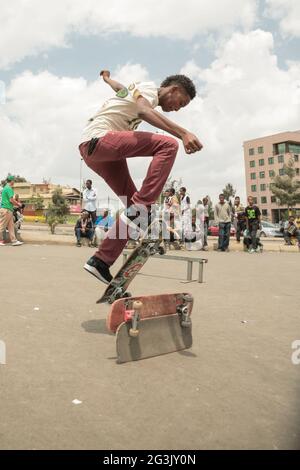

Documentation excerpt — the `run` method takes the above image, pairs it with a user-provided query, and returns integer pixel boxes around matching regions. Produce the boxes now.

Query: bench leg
[187,260,193,281]
[198,262,204,283]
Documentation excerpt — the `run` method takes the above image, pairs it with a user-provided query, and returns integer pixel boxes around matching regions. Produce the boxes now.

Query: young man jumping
[79,70,203,284]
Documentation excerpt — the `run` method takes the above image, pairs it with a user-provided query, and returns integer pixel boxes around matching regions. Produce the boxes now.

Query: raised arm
[136,95,203,155]
[100,70,125,93]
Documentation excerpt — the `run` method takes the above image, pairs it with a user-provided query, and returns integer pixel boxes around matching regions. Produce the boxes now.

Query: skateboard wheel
[158,246,165,255]
[183,294,193,303]
[129,328,139,337]
[132,300,143,310]
[181,320,192,328]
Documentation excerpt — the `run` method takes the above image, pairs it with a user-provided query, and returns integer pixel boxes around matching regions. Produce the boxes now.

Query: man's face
[235,198,240,206]
[219,195,225,204]
[159,86,190,112]
[179,188,185,196]
[86,181,91,190]
[248,197,253,205]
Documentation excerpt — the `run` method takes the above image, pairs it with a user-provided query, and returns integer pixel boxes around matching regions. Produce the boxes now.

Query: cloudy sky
[0,0,300,207]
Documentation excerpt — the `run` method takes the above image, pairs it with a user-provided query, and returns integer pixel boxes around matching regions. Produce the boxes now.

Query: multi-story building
[243,130,300,222]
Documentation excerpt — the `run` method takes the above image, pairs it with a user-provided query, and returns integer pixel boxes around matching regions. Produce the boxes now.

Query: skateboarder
[79,70,203,284]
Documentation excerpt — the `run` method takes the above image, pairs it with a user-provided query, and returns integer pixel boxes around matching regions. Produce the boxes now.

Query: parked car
[260,221,283,238]
[208,222,236,237]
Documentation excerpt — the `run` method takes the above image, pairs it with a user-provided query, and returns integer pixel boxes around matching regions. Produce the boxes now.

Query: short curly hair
[160,74,196,100]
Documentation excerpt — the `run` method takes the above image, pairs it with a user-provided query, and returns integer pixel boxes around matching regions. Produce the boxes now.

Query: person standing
[202,196,209,251]
[233,196,245,243]
[179,186,192,239]
[0,176,23,246]
[245,196,261,253]
[82,179,97,224]
[214,194,231,252]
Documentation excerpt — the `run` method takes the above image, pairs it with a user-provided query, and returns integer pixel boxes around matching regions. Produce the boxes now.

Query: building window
[271,196,276,203]
[260,184,266,191]
[269,170,275,177]
[288,144,300,153]
[294,155,299,162]
[262,209,268,217]
[250,160,255,167]
[259,158,264,166]
[258,146,264,154]
[250,173,256,180]
[296,168,300,175]
[253,197,257,204]
[261,197,267,204]
[259,171,265,178]
[249,148,254,156]
[268,157,274,164]
[251,185,257,192]
[279,168,285,176]
[278,143,286,154]
[278,155,284,163]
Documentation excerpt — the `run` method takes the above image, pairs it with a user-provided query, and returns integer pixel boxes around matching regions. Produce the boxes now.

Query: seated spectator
[75,211,94,247]
[94,209,114,245]
[284,216,300,246]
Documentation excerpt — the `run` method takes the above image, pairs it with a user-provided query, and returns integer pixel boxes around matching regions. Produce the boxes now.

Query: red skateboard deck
[107,292,193,333]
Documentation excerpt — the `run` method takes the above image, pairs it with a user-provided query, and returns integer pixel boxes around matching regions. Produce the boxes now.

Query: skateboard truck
[177,294,193,328]
[124,300,143,337]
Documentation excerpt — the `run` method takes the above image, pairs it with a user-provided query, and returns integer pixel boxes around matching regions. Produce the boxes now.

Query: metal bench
[122,250,208,283]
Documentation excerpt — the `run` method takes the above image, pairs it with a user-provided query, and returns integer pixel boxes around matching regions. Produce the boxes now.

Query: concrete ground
[0,244,299,450]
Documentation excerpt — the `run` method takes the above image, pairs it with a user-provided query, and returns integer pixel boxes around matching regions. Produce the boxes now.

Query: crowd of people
[1,175,299,252]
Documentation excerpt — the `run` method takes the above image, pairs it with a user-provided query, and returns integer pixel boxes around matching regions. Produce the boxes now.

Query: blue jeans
[75,228,93,243]
[249,221,259,249]
[218,222,231,250]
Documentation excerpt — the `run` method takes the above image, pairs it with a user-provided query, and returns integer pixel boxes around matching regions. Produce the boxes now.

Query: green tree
[222,183,236,203]
[270,158,300,216]
[46,189,70,234]
[1,174,27,186]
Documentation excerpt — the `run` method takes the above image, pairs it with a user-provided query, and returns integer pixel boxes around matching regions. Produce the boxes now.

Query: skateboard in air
[97,219,164,304]
[107,292,194,363]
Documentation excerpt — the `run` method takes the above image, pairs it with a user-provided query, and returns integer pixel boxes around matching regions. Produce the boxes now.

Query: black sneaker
[84,256,113,284]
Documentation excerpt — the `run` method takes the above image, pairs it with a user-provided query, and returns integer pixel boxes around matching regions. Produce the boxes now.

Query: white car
[260,221,283,238]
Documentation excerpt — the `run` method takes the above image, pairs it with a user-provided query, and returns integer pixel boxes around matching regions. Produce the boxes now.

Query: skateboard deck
[116,314,193,363]
[97,220,164,304]
[107,292,194,333]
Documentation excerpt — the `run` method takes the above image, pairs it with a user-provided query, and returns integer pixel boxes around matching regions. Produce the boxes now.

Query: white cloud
[0,63,151,197]
[265,0,300,37]
[0,0,258,69]
[175,29,300,201]
[1,30,300,207]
